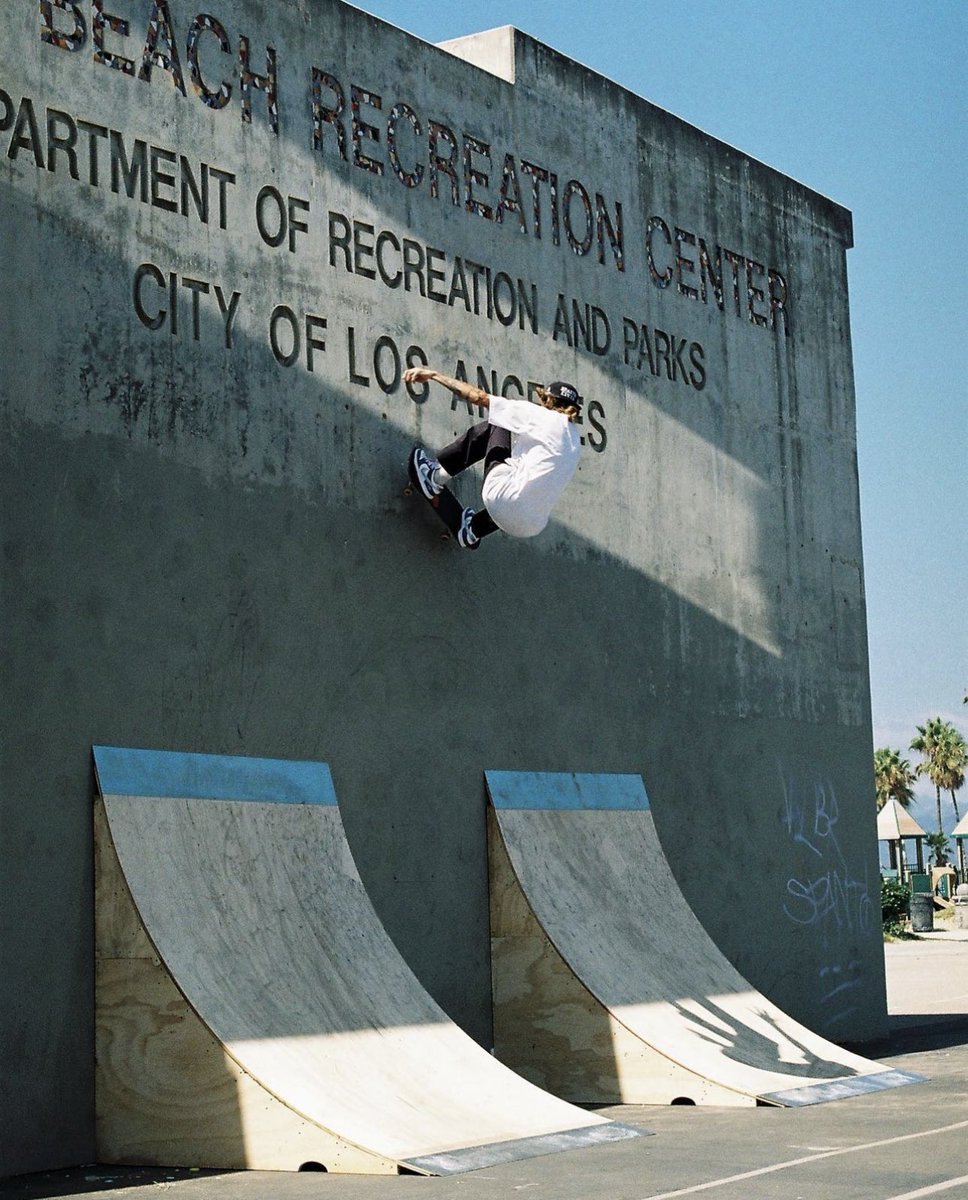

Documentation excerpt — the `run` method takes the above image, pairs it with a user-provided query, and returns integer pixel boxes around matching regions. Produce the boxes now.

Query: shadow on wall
[1,8,872,1170]
[1,163,873,1025]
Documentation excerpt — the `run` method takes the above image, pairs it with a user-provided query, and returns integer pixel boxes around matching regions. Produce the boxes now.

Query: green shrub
[881,876,910,937]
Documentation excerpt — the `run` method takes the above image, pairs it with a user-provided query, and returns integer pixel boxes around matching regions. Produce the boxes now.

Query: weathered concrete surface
[2,1,877,1175]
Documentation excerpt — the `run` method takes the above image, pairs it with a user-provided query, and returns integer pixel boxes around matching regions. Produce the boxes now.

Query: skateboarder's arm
[403,367,490,409]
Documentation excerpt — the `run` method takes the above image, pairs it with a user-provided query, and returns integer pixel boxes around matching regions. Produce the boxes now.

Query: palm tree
[910,718,967,831]
[873,747,916,812]
[938,727,966,823]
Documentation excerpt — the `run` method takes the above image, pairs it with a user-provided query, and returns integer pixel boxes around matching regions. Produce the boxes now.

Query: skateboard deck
[406,454,465,540]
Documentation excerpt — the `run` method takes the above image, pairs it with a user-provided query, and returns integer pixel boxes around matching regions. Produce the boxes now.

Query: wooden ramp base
[97,953,399,1173]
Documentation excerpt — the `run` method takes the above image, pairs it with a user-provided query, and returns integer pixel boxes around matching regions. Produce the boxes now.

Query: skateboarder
[404,366,583,550]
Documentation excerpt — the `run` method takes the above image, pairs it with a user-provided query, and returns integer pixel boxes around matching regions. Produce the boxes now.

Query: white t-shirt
[482,395,582,537]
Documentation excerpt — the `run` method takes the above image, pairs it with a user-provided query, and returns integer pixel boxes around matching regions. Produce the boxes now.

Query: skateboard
[406,451,465,541]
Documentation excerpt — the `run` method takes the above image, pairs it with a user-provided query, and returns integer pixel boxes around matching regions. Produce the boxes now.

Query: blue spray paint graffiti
[780,771,874,1029]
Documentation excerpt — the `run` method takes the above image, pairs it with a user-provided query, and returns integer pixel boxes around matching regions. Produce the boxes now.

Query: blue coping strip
[92,746,336,806]
[484,771,650,811]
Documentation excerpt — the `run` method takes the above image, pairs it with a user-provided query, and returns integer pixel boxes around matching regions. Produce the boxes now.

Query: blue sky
[361,1,967,832]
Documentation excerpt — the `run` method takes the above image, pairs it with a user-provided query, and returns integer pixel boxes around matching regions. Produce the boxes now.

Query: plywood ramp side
[486,808,750,1107]
[94,796,154,960]
[93,799,399,1174]
[96,957,400,1173]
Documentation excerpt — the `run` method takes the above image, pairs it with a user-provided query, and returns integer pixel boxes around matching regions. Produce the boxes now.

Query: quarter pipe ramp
[93,747,642,1174]
[486,770,922,1107]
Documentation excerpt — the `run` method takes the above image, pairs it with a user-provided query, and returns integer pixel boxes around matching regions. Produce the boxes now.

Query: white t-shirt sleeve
[488,394,561,444]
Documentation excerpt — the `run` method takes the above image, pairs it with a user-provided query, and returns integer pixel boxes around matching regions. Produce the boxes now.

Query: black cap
[547,380,583,408]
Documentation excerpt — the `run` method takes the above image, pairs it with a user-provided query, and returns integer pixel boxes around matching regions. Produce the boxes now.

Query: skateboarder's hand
[404,366,437,385]
[404,366,490,409]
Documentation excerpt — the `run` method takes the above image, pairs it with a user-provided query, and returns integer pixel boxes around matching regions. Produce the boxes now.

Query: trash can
[910,891,934,933]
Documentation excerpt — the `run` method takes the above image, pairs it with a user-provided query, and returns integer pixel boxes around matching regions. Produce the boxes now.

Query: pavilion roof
[876,796,928,840]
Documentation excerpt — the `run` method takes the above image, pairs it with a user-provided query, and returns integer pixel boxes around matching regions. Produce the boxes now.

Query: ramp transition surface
[93,747,642,1174]
[486,771,923,1107]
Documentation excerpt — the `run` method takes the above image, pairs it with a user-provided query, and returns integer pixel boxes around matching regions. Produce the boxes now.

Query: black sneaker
[409,447,443,499]
[457,508,481,550]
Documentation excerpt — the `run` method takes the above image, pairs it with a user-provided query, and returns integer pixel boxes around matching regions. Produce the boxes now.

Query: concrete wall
[0,1,882,1175]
